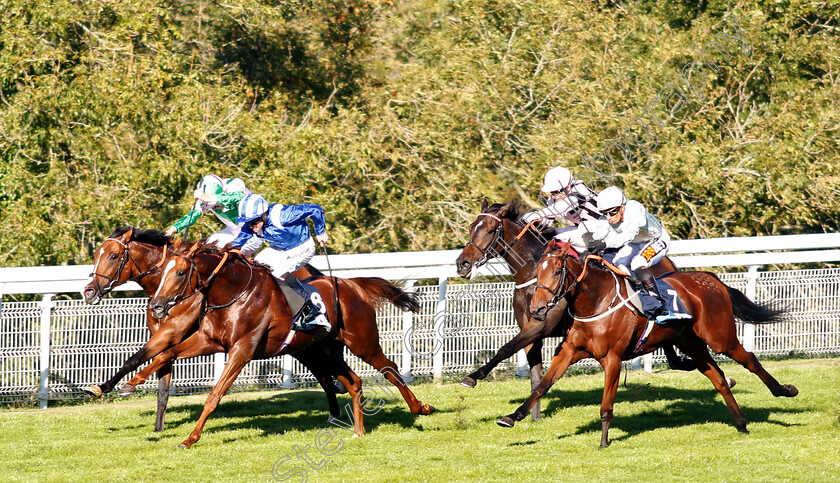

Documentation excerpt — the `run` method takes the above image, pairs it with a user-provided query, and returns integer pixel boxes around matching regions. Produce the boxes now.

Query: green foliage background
[0,0,837,266]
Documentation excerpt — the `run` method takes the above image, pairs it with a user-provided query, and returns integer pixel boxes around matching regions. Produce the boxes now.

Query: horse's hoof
[422,404,436,415]
[83,385,103,398]
[178,443,191,450]
[726,377,736,388]
[784,384,798,397]
[117,385,136,396]
[460,376,477,388]
[497,416,515,428]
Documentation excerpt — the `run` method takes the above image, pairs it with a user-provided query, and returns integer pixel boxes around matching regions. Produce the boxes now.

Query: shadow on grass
[490,382,804,446]
[137,389,428,441]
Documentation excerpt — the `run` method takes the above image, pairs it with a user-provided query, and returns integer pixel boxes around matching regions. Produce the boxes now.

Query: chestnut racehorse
[455,201,693,420]
[497,240,798,446]
[142,242,431,448]
[81,228,332,431]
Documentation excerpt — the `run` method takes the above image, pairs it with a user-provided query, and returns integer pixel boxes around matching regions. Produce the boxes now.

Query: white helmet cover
[596,186,627,212]
[541,166,574,192]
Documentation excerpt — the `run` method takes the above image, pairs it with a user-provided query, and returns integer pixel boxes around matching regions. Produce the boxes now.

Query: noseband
[88,238,167,296]
[463,213,507,267]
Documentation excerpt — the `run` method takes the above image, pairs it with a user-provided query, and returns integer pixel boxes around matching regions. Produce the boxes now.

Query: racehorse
[455,201,693,420]
[82,228,433,434]
[140,241,430,448]
[497,240,798,446]
[81,228,329,431]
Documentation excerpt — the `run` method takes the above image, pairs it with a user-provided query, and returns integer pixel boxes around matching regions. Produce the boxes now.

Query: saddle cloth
[624,278,692,324]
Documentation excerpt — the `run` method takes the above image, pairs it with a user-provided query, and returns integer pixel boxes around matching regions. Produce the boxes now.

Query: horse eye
[176,270,186,277]
[109,253,118,260]
[554,268,562,276]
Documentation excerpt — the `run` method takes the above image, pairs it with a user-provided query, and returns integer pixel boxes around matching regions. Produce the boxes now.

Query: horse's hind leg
[295,350,340,419]
[326,350,365,437]
[725,344,798,397]
[677,337,749,433]
[525,340,544,421]
[498,342,588,427]
[355,345,434,415]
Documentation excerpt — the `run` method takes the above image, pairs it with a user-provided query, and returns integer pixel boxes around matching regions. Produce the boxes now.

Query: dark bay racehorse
[498,240,798,446]
[140,242,430,448]
[455,201,692,420]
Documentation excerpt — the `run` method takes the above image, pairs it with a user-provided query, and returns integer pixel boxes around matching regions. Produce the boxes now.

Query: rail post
[743,265,760,352]
[433,276,447,384]
[38,294,55,409]
[213,352,225,384]
[401,280,416,379]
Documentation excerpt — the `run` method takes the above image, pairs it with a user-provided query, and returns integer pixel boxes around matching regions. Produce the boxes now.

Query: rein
[161,248,253,310]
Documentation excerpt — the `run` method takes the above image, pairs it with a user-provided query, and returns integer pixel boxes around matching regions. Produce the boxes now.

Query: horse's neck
[130,244,164,294]
[499,220,543,283]
[571,264,618,314]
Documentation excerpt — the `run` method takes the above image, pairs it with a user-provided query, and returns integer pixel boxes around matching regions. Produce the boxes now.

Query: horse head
[456,200,517,279]
[530,239,579,321]
[148,242,204,319]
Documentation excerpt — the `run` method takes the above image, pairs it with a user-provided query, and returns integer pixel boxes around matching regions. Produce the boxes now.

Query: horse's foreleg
[598,355,622,448]
[725,344,798,398]
[154,363,173,432]
[678,338,749,433]
[85,317,195,397]
[179,343,250,449]
[498,343,587,428]
[525,340,544,422]
[122,331,215,393]
[461,321,546,388]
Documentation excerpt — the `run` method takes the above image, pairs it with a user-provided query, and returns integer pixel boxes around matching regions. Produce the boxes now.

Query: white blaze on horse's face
[474,220,484,233]
[542,260,548,270]
[87,247,106,285]
[154,260,178,299]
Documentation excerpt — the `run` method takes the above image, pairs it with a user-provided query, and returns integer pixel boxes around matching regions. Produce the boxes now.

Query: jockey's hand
[586,239,606,254]
[521,211,542,224]
[315,233,329,246]
[164,227,176,237]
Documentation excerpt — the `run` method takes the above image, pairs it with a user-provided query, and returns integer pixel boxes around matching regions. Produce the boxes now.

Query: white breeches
[253,238,316,278]
[207,226,263,255]
[612,230,670,274]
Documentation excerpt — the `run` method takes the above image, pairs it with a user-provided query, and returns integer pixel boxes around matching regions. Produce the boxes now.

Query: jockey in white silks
[522,166,602,253]
[586,186,677,320]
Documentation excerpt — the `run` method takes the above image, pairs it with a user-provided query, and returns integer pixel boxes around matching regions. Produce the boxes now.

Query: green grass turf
[1,358,838,482]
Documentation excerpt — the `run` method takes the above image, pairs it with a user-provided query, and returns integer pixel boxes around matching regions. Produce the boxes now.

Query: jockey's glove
[587,239,607,254]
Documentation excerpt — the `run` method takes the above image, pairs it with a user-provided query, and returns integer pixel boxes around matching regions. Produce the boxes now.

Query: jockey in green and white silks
[521,166,602,253]
[165,175,261,254]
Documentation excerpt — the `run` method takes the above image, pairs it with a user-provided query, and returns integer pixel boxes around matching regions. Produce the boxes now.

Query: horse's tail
[725,284,787,324]
[348,277,421,313]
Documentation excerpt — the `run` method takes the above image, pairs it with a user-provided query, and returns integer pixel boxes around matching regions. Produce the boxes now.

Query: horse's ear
[497,202,511,217]
[544,238,556,254]
[120,227,134,243]
[559,242,570,256]
[481,199,489,212]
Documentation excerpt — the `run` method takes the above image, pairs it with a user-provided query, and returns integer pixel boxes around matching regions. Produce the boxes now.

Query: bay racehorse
[140,241,431,448]
[497,240,798,446]
[81,228,329,431]
[455,201,693,420]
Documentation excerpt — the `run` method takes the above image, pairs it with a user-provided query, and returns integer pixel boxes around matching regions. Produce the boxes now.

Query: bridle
[463,213,507,268]
[533,252,576,308]
[88,238,167,296]
[157,247,254,310]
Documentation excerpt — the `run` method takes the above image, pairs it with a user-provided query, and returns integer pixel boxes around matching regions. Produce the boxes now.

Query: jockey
[229,193,331,333]
[522,166,602,252]
[586,186,676,320]
[165,175,261,254]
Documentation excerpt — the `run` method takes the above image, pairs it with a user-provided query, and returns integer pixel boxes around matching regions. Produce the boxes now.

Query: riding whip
[320,239,342,324]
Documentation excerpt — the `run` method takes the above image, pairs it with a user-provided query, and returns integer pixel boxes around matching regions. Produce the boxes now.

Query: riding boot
[634,267,668,319]
[281,274,330,333]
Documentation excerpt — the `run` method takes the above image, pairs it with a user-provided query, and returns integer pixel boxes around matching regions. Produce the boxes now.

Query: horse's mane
[110,226,172,247]
[191,243,274,273]
[483,200,557,238]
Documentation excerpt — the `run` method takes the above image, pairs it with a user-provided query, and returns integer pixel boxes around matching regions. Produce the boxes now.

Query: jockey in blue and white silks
[587,186,675,320]
[230,193,331,332]
[522,166,602,252]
